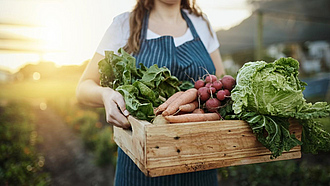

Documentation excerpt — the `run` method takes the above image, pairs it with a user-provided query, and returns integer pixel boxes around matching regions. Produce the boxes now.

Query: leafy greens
[98,48,181,121]
[231,57,330,158]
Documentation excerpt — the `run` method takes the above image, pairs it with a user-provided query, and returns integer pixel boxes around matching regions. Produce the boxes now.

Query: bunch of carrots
[153,74,236,124]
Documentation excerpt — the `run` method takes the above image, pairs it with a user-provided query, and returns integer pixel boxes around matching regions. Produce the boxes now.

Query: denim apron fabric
[114,10,218,186]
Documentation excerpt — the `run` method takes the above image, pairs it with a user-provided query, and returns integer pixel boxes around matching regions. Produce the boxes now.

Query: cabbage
[231,57,330,158]
[232,57,330,118]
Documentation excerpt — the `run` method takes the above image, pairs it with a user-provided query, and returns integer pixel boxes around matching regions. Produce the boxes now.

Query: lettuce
[98,48,181,121]
[231,57,330,158]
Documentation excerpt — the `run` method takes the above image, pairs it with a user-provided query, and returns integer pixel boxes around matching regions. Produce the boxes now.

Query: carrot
[154,91,184,115]
[162,88,198,116]
[178,100,199,113]
[164,113,220,123]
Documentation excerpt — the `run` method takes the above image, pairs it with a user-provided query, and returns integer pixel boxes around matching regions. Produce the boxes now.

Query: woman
[76,0,225,185]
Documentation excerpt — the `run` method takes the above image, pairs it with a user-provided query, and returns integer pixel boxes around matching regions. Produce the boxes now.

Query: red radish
[216,90,227,101]
[192,108,205,114]
[221,75,236,91]
[198,87,210,101]
[212,80,223,90]
[194,79,205,90]
[205,74,217,83]
[224,89,231,96]
[205,98,221,112]
[205,82,212,88]
[207,87,216,94]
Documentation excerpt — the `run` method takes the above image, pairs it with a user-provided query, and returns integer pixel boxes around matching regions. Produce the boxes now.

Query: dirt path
[33,105,115,186]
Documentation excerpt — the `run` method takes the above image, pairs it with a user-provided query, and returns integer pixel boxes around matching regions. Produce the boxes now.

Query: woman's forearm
[210,49,226,77]
[76,79,113,108]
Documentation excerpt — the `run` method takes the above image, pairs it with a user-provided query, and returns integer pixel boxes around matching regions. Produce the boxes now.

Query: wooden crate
[113,116,302,177]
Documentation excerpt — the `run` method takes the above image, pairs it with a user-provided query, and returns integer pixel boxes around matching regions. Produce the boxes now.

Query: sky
[0,0,252,73]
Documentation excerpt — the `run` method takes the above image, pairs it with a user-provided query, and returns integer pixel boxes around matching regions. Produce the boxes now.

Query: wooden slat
[146,151,301,177]
[113,116,150,173]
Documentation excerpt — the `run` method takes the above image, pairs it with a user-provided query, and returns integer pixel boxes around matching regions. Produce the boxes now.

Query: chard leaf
[115,85,140,113]
[179,81,194,91]
[135,103,155,121]
[133,81,162,107]
[98,58,113,88]
[98,48,182,121]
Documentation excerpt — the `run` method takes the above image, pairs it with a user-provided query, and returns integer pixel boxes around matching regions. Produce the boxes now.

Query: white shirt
[96,10,219,55]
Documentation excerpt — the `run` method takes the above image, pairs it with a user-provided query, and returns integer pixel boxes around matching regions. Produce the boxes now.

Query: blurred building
[216,0,330,100]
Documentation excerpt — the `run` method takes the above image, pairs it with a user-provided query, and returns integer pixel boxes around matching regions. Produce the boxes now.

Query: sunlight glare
[33,72,41,80]
[0,0,251,71]
[39,102,47,111]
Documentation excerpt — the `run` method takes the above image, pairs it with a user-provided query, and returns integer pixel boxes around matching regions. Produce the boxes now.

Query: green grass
[0,101,51,185]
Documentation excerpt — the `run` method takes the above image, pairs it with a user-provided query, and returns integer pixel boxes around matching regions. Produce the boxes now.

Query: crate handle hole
[124,127,133,136]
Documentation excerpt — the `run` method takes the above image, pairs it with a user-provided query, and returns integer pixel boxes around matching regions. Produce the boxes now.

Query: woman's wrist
[100,86,114,105]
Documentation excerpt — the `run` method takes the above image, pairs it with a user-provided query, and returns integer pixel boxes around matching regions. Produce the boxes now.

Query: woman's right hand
[102,88,131,129]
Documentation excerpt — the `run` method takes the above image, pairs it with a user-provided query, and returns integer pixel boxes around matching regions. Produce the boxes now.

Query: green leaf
[246,115,262,124]
[99,48,182,121]
[242,113,302,158]
[133,81,156,104]
[301,119,330,154]
[230,57,330,157]
[179,81,194,91]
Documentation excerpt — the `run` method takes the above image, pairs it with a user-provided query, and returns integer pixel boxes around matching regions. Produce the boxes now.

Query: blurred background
[0,0,329,185]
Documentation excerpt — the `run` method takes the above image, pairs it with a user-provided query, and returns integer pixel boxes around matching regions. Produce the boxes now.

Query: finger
[105,104,130,129]
[108,116,130,129]
[113,92,130,117]
[108,113,131,129]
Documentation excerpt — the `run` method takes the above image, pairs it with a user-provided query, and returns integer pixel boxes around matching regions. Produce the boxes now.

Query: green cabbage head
[231,57,329,119]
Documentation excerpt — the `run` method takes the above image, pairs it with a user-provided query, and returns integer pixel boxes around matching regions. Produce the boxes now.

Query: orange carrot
[164,113,220,123]
[162,88,198,116]
[154,91,184,115]
[178,100,199,113]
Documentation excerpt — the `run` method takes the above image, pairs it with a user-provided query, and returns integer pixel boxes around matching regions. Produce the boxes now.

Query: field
[1,76,330,185]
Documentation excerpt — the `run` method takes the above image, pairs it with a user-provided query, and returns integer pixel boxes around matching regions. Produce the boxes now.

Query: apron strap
[180,10,200,39]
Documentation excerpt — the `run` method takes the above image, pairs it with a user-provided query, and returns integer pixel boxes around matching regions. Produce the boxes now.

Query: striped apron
[114,10,218,186]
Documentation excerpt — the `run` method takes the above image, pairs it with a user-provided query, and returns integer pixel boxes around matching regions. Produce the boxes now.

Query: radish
[205,74,217,83]
[221,75,236,91]
[207,87,216,94]
[224,89,231,96]
[216,90,227,101]
[198,87,210,102]
[212,80,223,90]
[205,98,221,112]
[205,82,212,88]
[194,79,205,90]
[192,108,205,114]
